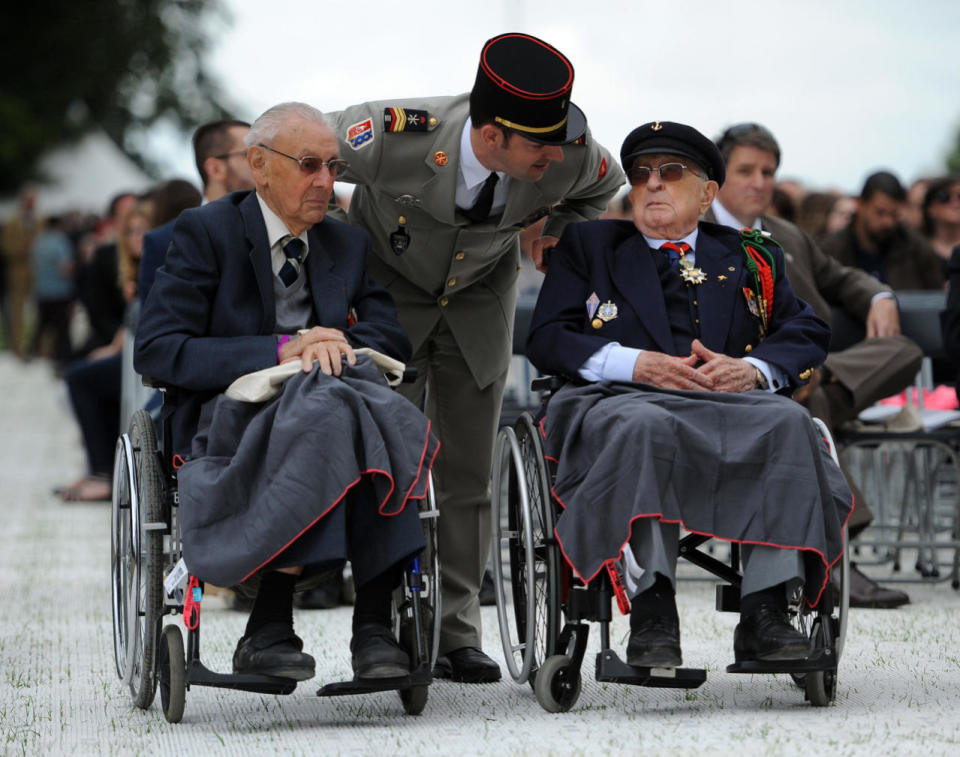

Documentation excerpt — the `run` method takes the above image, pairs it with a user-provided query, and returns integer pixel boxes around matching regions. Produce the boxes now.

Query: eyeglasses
[258,144,349,178]
[214,150,247,160]
[629,162,702,185]
[932,189,960,205]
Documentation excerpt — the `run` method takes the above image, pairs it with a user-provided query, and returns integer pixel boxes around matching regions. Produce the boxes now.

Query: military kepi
[620,121,726,186]
[470,33,586,145]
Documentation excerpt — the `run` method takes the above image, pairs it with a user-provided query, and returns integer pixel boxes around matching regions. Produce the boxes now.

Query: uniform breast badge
[586,292,601,329]
[597,301,618,322]
[433,151,449,166]
[678,257,707,285]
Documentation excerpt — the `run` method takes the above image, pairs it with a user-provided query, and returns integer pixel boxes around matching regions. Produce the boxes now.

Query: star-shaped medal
[680,266,707,285]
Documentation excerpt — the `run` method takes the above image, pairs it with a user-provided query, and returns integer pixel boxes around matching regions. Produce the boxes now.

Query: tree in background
[949,122,960,174]
[0,1,233,194]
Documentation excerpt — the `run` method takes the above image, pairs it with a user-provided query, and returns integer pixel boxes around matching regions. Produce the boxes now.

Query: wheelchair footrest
[595,651,706,689]
[316,663,431,697]
[187,660,298,695]
[726,648,837,675]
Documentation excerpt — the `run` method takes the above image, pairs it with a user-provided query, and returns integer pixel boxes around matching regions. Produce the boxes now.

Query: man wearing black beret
[326,33,624,682]
[527,121,852,668]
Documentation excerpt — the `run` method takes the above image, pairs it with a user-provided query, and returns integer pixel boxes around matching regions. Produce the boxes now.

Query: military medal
[586,292,600,319]
[597,301,618,322]
[680,266,707,285]
[390,224,410,255]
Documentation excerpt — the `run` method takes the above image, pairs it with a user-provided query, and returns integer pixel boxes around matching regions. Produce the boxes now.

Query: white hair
[244,102,328,147]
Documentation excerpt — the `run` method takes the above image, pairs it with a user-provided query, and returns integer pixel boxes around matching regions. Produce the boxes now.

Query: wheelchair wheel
[158,625,186,723]
[533,654,582,713]
[394,473,441,667]
[805,616,837,706]
[491,412,561,684]
[111,409,165,709]
[399,685,428,716]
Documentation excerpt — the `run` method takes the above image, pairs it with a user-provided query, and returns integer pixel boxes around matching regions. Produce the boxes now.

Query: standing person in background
[921,175,960,275]
[28,215,75,367]
[326,32,624,682]
[820,171,945,290]
[2,189,42,357]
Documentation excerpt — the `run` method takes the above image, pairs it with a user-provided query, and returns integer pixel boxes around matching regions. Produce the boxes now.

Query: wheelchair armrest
[531,375,566,393]
[402,366,419,384]
[140,375,167,389]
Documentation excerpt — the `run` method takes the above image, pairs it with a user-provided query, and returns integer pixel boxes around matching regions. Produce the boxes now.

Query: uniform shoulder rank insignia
[383,107,438,133]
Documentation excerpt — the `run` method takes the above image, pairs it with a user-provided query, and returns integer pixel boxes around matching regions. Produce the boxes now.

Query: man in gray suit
[327,33,624,681]
[705,122,919,609]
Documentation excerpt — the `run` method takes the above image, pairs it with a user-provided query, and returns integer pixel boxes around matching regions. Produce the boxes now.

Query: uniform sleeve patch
[597,157,608,180]
[346,118,374,150]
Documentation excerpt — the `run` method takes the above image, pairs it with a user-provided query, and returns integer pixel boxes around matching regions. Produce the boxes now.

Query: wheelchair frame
[491,391,849,713]
[111,385,441,723]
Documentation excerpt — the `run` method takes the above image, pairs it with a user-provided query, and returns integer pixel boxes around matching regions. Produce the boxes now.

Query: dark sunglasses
[629,162,700,185]
[932,189,960,204]
[258,144,349,178]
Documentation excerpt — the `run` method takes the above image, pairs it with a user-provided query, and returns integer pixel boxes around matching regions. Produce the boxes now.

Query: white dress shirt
[256,192,310,276]
[455,117,510,215]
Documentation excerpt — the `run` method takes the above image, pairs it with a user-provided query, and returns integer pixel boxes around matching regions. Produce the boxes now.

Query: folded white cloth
[225,348,405,402]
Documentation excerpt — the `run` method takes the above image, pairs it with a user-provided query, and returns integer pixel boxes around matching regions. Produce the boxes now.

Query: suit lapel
[695,228,744,352]
[609,234,675,353]
[240,192,276,334]
[417,105,467,227]
[306,223,345,327]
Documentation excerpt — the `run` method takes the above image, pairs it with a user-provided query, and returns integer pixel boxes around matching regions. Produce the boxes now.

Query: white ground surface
[2,354,960,756]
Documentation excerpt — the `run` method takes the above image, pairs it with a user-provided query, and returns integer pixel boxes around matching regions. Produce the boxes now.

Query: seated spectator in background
[905,177,931,231]
[140,120,253,302]
[29,215,75,366]
[796,191,840,242]
[706,122,919,609]
[59,182,201,502]
[820,171,945,290]
[135,102,435,682]
[528,121,851,669]
[922,175,960,274]
[766,185,796,223]
[825,194,857,236]
[940,243,960,404]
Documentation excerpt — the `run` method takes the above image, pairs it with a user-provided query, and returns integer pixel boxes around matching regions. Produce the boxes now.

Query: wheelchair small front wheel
[399,685,428,716]
[158,625,186,723]
[805,669,836,707]
[534,654,581,713]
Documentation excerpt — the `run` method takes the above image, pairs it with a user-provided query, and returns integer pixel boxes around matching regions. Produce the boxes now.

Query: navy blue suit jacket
[135,190,411,454]
[139,219,175,305]
[526,220,828,384]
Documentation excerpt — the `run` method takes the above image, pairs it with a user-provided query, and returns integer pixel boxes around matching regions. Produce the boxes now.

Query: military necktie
[278,236,304,287]
[461,171,500,222]
[658,241,691,266]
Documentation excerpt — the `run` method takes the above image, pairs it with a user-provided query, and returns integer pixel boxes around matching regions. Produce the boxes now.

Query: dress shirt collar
[711,198,762,232]
[255,191,310,258]
[642,227,700,254]
[459,117,506,191]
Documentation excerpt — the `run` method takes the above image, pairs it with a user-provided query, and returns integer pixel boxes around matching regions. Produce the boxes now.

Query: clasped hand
[279,326,356,376]
[631,338,756,393]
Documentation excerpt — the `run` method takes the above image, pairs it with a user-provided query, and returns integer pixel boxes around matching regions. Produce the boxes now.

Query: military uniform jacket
[526,219,828,384]
[327,94,624,389]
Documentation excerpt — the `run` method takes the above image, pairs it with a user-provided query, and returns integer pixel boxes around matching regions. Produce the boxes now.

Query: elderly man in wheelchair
[133,102,438,694]
[524,121,852,676]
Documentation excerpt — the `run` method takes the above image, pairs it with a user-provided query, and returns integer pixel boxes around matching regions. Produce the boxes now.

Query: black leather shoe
[351,623,410,679]
[626,616,682,668]
[232,623,315,680]
[479,569,496,607]
[433,647,501,683]
[733,605,808,662]
[843,564,910,609]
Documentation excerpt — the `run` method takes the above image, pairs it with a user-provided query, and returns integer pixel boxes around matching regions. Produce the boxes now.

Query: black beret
[470,33,586,145]
[620,121,725,185]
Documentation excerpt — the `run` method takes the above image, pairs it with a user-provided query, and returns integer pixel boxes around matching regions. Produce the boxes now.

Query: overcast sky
[149,0,960,196]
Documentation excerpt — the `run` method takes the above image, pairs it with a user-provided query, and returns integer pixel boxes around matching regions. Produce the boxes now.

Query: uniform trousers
[399,317,507,654]
[624,519,804,599]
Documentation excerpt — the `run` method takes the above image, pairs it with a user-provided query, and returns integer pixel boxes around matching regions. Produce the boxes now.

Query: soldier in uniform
[326,33,624,682]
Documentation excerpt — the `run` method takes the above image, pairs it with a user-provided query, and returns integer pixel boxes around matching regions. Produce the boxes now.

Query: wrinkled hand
[865,297,901,338]
[280,326,356,376]
[632,350,715,390]
[531,235,560,272]
[690,339,756,393]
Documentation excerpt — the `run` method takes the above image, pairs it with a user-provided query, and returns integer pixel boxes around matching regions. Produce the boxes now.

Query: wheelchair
[491,379,849,713]
[110,381,441,723]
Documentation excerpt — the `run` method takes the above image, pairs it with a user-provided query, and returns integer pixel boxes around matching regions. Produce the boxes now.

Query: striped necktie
[278,236,304,287]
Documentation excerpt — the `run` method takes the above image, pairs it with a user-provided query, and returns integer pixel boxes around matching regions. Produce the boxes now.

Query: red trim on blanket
[548,485,854,609]
[238,426,440,584]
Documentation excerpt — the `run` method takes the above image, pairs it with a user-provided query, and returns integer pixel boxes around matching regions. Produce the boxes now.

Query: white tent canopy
[0,130,153,221]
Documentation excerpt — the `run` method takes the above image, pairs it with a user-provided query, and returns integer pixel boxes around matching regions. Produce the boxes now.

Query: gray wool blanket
[177,357,438,587]
[542,382,853,606]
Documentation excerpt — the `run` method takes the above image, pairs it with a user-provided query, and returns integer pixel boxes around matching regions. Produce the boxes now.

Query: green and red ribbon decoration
[740,228,777,335]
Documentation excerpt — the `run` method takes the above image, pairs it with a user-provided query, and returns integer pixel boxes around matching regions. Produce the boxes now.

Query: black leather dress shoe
[733,605,808,662]
[232,623,315,680]
[626,616,682,668]
[351,623,411,679]
[843,564,910,609]
[433,647,501,683]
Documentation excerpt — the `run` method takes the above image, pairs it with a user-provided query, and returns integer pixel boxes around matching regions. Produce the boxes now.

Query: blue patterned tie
[659,241,691,266]
[278,236,304,287]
